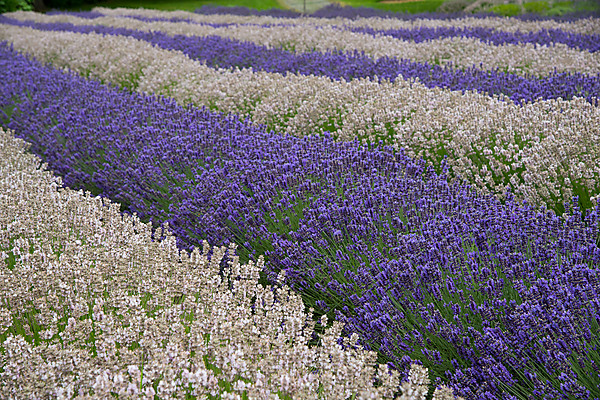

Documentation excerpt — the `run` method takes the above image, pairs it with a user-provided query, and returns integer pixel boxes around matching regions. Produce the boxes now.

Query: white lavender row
[8,10,600,77]
[94,6,600,35]
[0,126,463,399]
[1,23,598,213]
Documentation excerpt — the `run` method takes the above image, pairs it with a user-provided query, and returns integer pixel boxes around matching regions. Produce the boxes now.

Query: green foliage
[490,3,522,15]
[0,0,33,13]
[338,0,445,13]
[61,0,283,12]
[523,0,550,13]
[377,0,445,13]
[45,0,100,9]
[395,0,445,13]
[572,0,600,11]
[545,0,575,14]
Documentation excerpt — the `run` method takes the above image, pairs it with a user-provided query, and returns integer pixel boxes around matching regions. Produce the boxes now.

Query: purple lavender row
[194,4,600,21]
[2,43,600,400]
[3,16,599,105]
[350,25,600,53]
[48,10,600,53]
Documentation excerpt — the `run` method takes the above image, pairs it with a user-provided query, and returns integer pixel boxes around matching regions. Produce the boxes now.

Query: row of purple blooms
[48,10,600,54]
[191,4,600,22]
[1,43,599,400]
[3,16,600,106]
[349,25,600,53]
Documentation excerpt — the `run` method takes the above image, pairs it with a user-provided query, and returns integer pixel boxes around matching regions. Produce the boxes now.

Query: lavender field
[0,5,599,399]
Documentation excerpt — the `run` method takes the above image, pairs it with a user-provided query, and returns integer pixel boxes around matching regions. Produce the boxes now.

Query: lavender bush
[1,44,599,399]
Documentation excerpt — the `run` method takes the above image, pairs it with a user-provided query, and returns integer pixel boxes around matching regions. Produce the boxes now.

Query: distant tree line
[1,0,100,13]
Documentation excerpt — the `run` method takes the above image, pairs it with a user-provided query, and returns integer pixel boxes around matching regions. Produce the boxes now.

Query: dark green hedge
[0,0,33,13]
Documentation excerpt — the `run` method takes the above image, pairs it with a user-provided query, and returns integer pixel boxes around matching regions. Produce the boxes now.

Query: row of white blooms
[0,127,463,399]
[93,6,600,35]
[8,10,600,77]
[0,24,598,209]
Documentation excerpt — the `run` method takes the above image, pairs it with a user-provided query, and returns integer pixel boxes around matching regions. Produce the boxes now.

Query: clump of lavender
[266,182,600,399]
[1,43,599,399]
